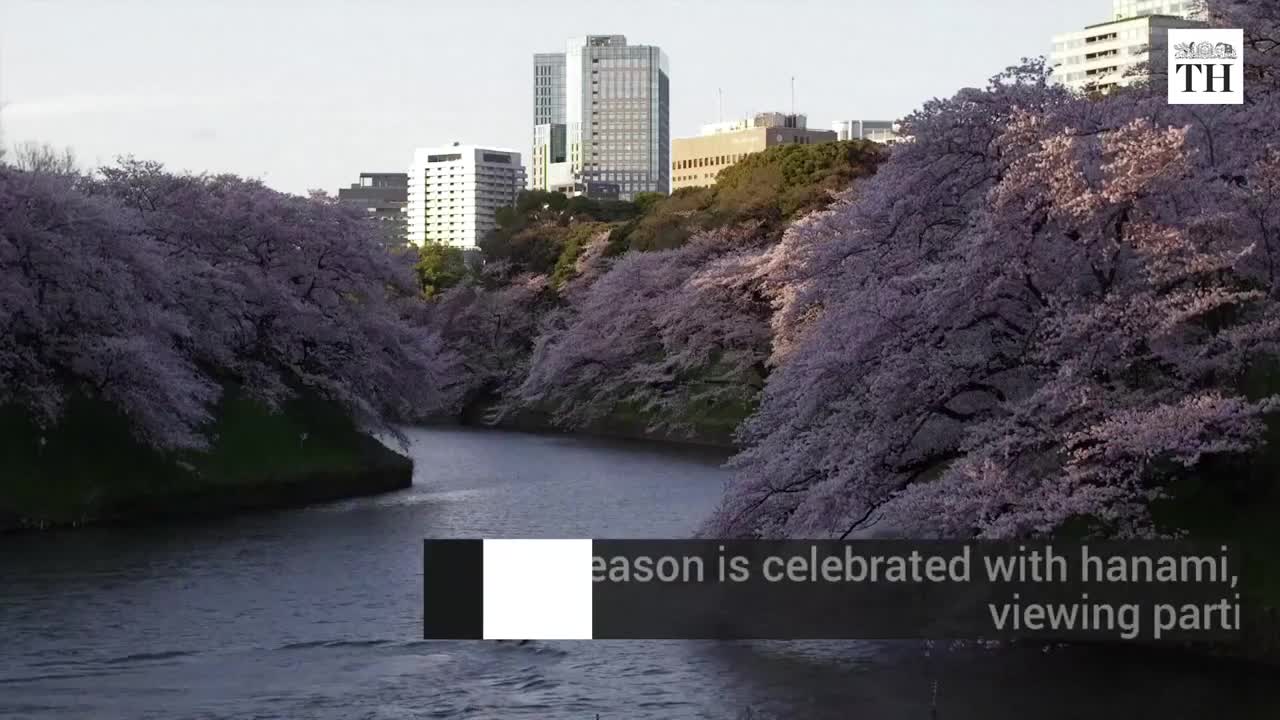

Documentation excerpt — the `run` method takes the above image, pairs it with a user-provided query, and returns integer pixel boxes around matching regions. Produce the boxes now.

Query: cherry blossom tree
[6,142,78,176]
[422,270,557,410]
[507,225,776,435]
[101,160,461,437]
[706,18,1280,541]
[0,167,218,449]
[1,160,458,450]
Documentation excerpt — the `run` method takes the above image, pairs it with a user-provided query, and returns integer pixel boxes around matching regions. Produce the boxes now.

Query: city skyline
[3,0,1104,195]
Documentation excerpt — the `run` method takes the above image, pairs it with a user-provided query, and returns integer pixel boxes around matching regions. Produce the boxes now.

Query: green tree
[416,241,469,297]
[609,140,884,254]
[481,189,644,274]
[632,191,664,213]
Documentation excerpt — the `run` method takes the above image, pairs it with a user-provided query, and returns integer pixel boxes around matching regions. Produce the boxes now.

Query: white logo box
[1168,28,1245,105]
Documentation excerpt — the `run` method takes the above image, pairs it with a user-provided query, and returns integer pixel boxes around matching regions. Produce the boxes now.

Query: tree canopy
[707,0,1280,540]
[421,136,888,433]
[0,159,460,450]
[608,140,884,254]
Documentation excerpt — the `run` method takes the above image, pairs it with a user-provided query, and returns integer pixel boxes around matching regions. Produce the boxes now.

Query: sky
[2,0,1104,196]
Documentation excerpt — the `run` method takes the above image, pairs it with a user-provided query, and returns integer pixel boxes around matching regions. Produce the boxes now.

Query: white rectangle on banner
[482,539,593,640]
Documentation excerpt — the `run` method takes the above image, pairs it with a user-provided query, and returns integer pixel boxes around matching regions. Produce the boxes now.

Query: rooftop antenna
[790,76,796,116]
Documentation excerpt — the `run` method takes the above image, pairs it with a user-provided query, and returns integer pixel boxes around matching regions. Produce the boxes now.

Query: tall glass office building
[533,53,566,126]
[531,35,669,200]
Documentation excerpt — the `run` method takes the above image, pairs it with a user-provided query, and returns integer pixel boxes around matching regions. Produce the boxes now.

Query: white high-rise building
[406,145,525,248]
[1050,0,1205,94]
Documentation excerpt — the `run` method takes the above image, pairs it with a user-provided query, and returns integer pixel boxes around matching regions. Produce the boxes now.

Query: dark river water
[1,427,1278,719]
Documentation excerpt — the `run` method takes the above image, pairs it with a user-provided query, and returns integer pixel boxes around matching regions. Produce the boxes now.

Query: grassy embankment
[0,386,412,531]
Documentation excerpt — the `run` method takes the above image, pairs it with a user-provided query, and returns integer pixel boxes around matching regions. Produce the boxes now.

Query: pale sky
[2,0,1103,195]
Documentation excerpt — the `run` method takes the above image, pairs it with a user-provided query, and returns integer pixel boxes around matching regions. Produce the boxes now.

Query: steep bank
[458,398,739,450]
[0,389,412,532]
[422,141,884,454]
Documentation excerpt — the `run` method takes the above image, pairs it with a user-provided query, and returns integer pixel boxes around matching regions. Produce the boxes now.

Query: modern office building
[337,172,408,244]
[338,173,408,219]
[831,120,902,144]
[671,112,835,191]
[530,35,670,200]
[534,53,567,126]
[1051,0,1205,93]
[405,144,525,248]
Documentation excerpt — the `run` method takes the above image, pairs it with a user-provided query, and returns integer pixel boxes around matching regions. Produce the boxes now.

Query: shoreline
[0,419,724,536]
[0,424,415,536]
[474,418,738,452]
[451,404,741,452]
[0,460,413,535]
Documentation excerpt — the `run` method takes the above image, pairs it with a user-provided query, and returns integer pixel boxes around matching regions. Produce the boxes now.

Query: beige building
[671,112,836,191]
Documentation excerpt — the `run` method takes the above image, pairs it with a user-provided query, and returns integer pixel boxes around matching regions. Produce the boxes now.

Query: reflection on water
[0,427,1276,719]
